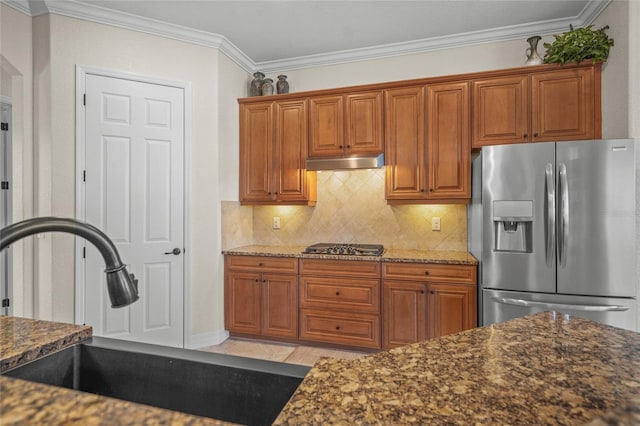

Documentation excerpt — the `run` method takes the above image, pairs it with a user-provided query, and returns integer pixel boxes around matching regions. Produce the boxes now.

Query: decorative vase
[261,78,274,96]
[525,36,544,66]
[249,71,265,96]
[276,75,289,94]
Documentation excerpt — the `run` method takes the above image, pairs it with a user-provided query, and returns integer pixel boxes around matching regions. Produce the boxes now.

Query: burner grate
[303,243,384,256]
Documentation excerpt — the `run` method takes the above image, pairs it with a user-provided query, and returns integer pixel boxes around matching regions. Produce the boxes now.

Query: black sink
[3,337,309,426]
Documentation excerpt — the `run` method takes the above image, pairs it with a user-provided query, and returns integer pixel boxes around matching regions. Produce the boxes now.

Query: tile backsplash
[222,169,467,251]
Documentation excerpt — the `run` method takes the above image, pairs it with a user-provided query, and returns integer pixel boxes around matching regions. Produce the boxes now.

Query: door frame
[74,65,192,345]
[1,96,13,316]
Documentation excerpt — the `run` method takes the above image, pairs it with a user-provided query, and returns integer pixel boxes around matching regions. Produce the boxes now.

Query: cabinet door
[384,86,427,200]
[472,75,529,147]
[428,283,476,339]
[309,95,344,157]
[426,81,471,200]
[275,99,314,203]
[239,102,273,203]
[225,271,262,335]
[262,273,298,338]
[346,91,383,155]
[383,281,427,349]
[531,66,595,142]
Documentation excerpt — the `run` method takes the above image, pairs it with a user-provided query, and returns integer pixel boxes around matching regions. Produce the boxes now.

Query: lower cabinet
[298,258,381,349]
[224,255,298,339]
[224,255,477,351]
[382,262,477,349]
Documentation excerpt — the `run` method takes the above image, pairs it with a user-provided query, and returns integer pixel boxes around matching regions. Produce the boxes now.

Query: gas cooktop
[303,243,385,256]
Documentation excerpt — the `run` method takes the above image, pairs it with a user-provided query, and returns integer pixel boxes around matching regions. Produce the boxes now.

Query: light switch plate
[431,217,441,231]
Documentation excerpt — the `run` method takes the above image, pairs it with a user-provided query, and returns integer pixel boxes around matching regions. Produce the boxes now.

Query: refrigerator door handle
[545,163,556,267]
[491,297,630,312]
[558,163,569,267]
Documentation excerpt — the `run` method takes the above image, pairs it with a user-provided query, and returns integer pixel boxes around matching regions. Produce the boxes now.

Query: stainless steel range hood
[306,153,384,171]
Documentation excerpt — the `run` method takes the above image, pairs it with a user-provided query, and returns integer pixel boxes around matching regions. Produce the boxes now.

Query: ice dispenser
[493,200,533,253]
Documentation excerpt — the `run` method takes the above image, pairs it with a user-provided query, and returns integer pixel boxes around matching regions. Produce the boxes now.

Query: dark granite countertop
[0,316,232,425]
[274,312,640,425]
[222,244,478,265]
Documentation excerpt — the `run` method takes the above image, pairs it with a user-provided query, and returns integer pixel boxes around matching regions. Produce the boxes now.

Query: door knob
[164,248,181,255]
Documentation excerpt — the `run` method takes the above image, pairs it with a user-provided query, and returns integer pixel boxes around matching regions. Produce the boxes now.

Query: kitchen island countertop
[275,311,640,425]
[222,244,478,265]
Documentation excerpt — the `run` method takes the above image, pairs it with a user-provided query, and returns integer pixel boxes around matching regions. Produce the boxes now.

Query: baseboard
[186,329,229,349]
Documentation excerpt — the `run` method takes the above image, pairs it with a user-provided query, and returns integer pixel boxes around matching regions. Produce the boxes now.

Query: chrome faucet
[0,217,139,308]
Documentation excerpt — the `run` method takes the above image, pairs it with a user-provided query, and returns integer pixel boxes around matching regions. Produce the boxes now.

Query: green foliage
[543,25,614,64]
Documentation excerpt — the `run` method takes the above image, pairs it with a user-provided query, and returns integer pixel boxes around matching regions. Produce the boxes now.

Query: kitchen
[1,0,640,424]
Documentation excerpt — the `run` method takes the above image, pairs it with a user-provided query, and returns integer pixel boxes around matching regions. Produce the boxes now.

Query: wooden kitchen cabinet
[384,86,426,200]
[426,81,471,199]
[309,90,383,158]
[224,256,298,340]
[472,63,601,147]
[385,82,470,202]
[239,99,316,205]
[299,258,381,349]
[382,262,477,349]
[429,283,476,339]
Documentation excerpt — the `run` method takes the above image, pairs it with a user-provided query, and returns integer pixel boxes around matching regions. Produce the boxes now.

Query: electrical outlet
[272,217,281,229]
[431,217,441,231]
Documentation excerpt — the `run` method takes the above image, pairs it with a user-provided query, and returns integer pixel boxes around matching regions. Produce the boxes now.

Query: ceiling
[14,0,611,71]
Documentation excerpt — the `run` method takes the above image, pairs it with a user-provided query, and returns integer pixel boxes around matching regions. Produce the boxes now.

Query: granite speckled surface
[222,245,478,265]
[0,316,234,425]
[0,376,230,425]
[0,316,92,372]
[274,312,640,425]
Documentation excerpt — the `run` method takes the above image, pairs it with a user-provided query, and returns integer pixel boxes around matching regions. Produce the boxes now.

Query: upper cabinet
[385,82,470,203]
[472,62,601,147]
[238,62,601,205]
[239,99,316,205]
[309,91,383,158]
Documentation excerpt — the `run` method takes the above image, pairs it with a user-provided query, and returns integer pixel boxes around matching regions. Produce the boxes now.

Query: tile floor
[199,338,367,367]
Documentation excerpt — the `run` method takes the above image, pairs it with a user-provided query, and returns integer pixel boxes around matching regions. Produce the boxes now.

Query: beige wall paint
[28,13,235,341]
[1,3,34,318]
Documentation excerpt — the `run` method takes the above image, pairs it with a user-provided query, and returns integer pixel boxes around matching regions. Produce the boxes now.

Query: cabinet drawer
[226,255,298,273]
[299,309,381,349]
[299,276,379,313]
[382,262,476,283]
[299,259,380,278]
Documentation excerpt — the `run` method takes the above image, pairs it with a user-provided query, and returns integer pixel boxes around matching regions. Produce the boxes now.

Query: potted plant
[543,25,614,64]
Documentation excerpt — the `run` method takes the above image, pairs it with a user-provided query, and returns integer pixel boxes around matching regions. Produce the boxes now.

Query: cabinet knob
[429,188,433,192]
[346,145,351,149]
[268,192,271,195]
[430,290,435,294]
[523,134,528,139]
[255,279,259,283]
[335,325,341,331]
[262,279,266,283]
[420,189,424,192]
[335,291,340,296]
[420,290,425,294]
[275,191,279,195]
[533,132,539,138]
[424,271,430,275]
[258,262,263,267]
[339,145,343,149]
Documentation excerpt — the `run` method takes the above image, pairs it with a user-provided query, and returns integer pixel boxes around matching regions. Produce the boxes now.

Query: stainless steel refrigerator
[468,139,638,331]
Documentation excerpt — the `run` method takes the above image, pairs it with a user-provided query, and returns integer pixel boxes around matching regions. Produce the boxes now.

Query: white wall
[0,3,34,318]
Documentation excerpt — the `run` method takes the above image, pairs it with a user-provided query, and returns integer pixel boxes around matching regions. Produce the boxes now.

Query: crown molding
[41,0,255,72]
[256,0,613,73]
[5,0,611,74]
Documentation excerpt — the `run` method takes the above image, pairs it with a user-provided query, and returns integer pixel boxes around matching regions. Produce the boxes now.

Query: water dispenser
[493,200,533,253]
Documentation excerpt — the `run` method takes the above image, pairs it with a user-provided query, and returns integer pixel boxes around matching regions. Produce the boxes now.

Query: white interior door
[83,74,184,347]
